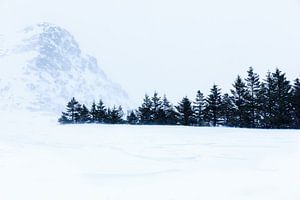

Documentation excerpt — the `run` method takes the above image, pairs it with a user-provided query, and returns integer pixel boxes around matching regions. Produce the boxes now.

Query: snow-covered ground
[0,114,300,200]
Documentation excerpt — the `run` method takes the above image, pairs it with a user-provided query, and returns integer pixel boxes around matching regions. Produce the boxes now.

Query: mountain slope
[0,23,129,113]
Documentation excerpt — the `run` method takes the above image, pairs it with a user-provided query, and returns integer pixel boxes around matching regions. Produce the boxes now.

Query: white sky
[1,0,300,104]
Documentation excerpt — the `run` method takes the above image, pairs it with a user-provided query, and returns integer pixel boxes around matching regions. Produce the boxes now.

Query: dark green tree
[292,78,300,128]
[258,69,293,128]
[127,110,139,124]
[58,113,70,124]
[58,97,81,124]
[193,90,205,126]
[107,106,124,124]
[162,95,177,125]
[176,96,194,126]
[231,75,250,127]
[90,101,97,123]
[79,104,90,123]
[271,69,293,128]
[138,94,153,124]
[204,84,222,126]
[245,67,261,128]
[220,93,235,127]
[151,91,164,124]
[96,99,107,123]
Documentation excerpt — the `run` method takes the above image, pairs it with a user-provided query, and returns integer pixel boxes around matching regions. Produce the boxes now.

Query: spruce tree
[90,101,97,123]
[231,75,250,127]
[58,97,81,124]
[245,67,260,128]
[271,69,293,128]
[107,106,124,124]
[257,82,269,128]
[96,99,106,123]
[138,94,153,124]
[58,112,71,124]
[79,104,90,123]
[193,90,205,126]
[151,92,164,124]
[258,69,293,128]
[204,84,222,126]
[262,71,277,128]
[220,93,234,127]
[127,110,139,124]
[162,95,177,125]
[176,96,194,126]
[292,78,300,128]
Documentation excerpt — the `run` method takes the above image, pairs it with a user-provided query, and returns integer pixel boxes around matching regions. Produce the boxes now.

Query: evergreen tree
[292,78,300,128]
[74,103,83,123]
[107,105,124,124]
[245,67,260,128]
[58,97,81,124]
[231,75,250,127]
[162,95,177,125]
[96,99,107,123]
[258,69,293,128]
[176,96,194,126]
[262,71,277,128]
[127,110,139,124]
[79,104,90,123]
[138,94,153,124]
[193,90,205,126]
[90,101,97,123]
[151,92,164,124]
[58,113,71,124]
[220,93,235,127]
[204,84,222,126]
[271,69,293,128]
[257,82,269,128]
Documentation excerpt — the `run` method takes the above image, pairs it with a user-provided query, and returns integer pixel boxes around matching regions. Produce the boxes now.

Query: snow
[0,113,300,200]
[0,23,130,113]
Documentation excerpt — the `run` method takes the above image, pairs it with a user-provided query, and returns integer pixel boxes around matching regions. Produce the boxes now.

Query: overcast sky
[1,0,300,104]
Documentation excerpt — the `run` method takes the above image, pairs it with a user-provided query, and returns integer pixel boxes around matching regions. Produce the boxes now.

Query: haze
[1,0,300,104]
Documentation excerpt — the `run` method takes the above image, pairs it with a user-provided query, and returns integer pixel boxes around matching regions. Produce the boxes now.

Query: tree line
[59,67,300,129]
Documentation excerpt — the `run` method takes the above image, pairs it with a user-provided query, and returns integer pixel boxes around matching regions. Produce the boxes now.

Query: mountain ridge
[0,22,130,114]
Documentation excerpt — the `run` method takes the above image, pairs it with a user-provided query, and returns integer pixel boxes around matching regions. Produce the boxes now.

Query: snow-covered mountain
[0,23,129,113]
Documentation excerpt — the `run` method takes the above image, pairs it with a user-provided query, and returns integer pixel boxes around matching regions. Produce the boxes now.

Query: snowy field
[1,114,300,200]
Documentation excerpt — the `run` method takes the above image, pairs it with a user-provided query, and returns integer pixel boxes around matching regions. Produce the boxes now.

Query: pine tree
[162,95,177,125]
[176,96,194,126]
[151,92,164,124]
[231,75,250,127]
[263,71,277,128]
[257,82,269,128]
[204,84,222,126]
[58,112,71,124]
[220,93,234,127]
[127,110,139,124]
[193,90,205,126]
[245,67,260,128]
[292,78,300,128]
[107,106,124,124]
[58,97,81,124]
[96,99,106,123]
[258,69,293,128]
[138,94,153,124]
[90,101,97,123]
[271,69,293,128]
[79,104,90,123]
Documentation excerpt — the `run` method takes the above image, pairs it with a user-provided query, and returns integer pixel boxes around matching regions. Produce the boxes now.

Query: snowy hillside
[0,23,129,113]
[0,119,300,200]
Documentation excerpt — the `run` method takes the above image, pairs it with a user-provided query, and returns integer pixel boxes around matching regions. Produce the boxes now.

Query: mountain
[0,22,130,114]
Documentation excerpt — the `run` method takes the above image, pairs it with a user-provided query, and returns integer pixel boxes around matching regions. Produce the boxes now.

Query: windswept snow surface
[0,114,300,200]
